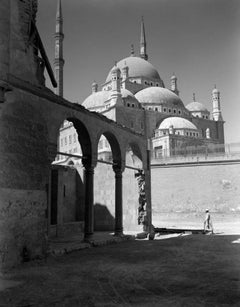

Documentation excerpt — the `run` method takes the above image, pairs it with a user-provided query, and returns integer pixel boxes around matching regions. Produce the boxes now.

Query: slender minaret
[54,0,64,97]
[193,93,196,101]
[140,17,148,60]
[110,64,122,106]
[170,73,179,96]
[131,44,135,56]
[212,85,222,121]
[122,61,129,83]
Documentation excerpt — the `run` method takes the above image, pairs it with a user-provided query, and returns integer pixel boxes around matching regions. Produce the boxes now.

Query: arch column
[143,139,153,234]
[82,158,95,241]
[113,164,123,236]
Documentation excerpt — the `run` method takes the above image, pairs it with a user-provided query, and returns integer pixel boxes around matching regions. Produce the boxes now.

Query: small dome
[212,87,220,94]
[186,101,209,112]
[159,117,198,130]
[106,56,161,83]
[82,91,110,109]
[121,88,136,99]
[135,87,185,108]
[111,65,121,75]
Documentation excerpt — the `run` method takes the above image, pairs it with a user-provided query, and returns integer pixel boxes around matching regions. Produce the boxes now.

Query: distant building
[55,7,224,162]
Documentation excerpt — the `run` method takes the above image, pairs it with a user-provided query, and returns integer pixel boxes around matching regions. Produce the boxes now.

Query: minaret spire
[54,0,64,97]
[140,16,148,60]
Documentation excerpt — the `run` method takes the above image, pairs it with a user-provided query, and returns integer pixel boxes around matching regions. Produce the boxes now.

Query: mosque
[55,6,225,162]
[51,0,226,234]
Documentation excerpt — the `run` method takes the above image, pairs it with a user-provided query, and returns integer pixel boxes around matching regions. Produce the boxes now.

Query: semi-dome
[121,88,140,106]
[135,87,185,108]
[82,91,110,109]
[159,117,198,130]
[82,89,139,110]
[106,56,161,83]
[121,88,135,98]
[186,101,209,112]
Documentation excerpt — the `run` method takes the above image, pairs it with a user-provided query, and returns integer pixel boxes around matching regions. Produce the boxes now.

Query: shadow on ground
[1,234,240,306]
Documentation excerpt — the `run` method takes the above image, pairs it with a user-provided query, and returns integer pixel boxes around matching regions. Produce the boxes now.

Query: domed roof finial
[131,44,135,56]
[111,61,121,75]
[92,80,98,93]
[212,84,219,94]
[193,93,196,102]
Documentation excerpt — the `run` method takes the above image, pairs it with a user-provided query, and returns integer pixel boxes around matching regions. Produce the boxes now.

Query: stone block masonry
[151,162,240,215]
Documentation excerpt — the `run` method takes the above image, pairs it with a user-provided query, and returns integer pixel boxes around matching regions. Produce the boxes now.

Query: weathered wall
[0,92,50,268]
[151,162,240,216]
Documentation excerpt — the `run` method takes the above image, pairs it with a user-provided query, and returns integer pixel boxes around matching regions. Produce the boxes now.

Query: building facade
[57,18,224,161]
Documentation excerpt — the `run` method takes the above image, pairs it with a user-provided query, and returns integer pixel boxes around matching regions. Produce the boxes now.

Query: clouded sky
[37,0,240,144]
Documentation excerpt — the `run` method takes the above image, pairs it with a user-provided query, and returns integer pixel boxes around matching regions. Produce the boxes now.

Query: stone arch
[95,129,123,168]
[67,117,92,164]
[49,115,93,166]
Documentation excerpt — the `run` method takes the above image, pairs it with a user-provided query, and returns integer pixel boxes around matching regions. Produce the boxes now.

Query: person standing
[204,209,214,234]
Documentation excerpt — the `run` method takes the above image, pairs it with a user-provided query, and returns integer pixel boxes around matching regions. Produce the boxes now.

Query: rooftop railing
[151,142,240,164]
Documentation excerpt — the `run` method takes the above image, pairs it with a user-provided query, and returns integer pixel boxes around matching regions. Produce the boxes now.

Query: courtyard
[1,232,240,307]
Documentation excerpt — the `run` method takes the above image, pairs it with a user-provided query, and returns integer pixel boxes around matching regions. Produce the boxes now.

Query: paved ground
[1,233,240,306]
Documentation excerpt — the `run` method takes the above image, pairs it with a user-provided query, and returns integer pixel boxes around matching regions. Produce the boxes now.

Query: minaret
[110,64,122,106]
[193,93,196,101]
[122,61,129,83]
[54,0,64,97]
[131,44,135,56]
[170,73,179,96]
[212,85,222,121]
[140,17,148,60]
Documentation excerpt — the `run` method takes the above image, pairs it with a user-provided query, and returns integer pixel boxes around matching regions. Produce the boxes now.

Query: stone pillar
[83,161,95,241]
[144,140,153,234]
[113,165,123,236]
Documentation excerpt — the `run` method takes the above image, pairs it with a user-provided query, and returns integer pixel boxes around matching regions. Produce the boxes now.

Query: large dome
[186,101,209,112]
[106,56,161,83]
[135,87,185,108]
[159,117,198,130]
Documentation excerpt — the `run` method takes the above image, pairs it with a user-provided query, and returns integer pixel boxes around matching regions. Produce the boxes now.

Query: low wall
[151,161,240,226]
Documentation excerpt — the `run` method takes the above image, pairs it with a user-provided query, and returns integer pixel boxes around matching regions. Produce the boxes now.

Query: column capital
[82,156,96,171]
[112,162,123,175]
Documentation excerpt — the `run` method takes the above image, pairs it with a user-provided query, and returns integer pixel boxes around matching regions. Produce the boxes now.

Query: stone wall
[54,155,140,233]
[0,92,50,269]
[93,162,139,232]
[151,162,240,217]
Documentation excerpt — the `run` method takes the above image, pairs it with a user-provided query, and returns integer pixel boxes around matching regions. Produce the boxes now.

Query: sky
[37,0,240,144]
